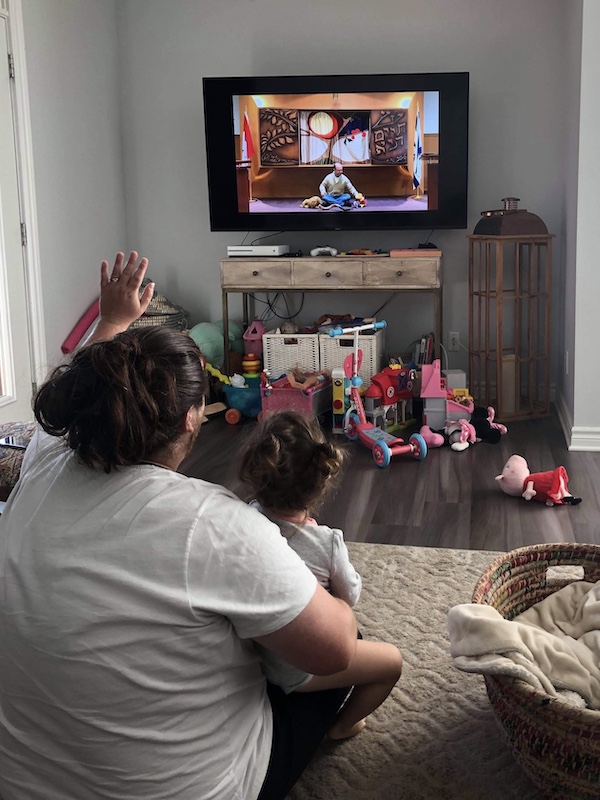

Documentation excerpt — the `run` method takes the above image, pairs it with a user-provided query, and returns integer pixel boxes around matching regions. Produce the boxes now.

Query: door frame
[2,0,46,391]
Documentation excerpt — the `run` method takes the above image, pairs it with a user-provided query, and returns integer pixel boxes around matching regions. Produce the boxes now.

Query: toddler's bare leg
[295,640,402,739]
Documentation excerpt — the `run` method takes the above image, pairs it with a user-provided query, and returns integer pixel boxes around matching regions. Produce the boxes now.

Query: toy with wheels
[222,383,262,424]
[329,321,427,468]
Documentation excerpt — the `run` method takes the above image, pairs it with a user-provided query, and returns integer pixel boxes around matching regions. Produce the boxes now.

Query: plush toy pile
[420,406,507,452]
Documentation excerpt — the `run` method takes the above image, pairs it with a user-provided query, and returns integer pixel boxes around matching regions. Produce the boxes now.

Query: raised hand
[98,251,155,332]
[87,252,155,343]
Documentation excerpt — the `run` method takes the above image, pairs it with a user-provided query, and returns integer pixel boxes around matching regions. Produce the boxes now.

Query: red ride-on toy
[329,321,427,468]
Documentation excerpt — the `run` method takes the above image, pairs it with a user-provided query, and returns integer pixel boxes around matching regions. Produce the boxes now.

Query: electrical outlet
[448,331,460,352]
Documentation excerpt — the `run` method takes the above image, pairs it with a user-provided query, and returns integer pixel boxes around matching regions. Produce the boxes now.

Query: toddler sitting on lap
[239,411,402,739]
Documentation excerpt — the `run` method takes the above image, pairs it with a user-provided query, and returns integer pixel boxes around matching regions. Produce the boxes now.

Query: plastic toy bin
[262,333,321,378]
[319,330,385,387]
[261,376,332,419]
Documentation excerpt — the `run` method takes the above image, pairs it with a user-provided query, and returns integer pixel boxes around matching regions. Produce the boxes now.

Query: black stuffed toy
[471,406,506,443]
[420,406,507,452]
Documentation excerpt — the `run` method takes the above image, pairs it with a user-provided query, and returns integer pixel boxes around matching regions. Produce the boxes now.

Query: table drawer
[291,258,363,287]
[220,259,292,288]
[363,258,439,288]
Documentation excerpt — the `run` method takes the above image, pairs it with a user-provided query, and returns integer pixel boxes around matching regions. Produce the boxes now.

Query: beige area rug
[287,543,544,800]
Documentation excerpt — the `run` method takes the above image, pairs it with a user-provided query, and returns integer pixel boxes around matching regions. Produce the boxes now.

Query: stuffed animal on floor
[420,406,507,452]
[495,454,582,506]
[300,195,322,208]
[355,192,368,207]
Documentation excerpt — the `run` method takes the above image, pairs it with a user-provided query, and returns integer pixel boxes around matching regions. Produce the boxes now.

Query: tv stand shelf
[220,254,442,374]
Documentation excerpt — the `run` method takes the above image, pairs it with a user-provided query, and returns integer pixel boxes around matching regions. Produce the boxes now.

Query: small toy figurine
[495,454,582,506]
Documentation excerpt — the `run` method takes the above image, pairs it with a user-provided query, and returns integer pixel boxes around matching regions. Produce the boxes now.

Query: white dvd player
[227,245,290,257]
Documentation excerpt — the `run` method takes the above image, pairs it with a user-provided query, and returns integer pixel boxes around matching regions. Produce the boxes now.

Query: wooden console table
[220,254,442,374]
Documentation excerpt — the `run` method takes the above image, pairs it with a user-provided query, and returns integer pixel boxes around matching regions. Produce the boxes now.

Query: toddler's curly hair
[238,411,345,515]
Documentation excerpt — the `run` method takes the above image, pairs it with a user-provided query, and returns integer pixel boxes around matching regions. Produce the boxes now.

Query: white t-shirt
[251,502,362,693]
[0,430,316,800]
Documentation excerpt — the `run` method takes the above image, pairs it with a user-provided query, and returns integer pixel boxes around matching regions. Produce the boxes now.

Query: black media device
[203,71,469,233]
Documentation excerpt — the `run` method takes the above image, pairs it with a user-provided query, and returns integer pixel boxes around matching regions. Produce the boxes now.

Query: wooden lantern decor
[468,198,553,420]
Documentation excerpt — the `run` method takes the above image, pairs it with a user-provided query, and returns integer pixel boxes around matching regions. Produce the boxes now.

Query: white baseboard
[568,427,600,451]
[554,387,600,451]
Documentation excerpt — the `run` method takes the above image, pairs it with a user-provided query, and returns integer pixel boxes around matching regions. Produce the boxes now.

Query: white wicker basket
[319,330,385,387]
[262,333,321,378]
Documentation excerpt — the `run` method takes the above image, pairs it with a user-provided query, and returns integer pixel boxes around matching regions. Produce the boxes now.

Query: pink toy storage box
[260,375,332,419]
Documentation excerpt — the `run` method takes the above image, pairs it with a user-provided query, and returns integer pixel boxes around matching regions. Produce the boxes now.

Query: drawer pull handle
[396,270,403,277]
[252,270,259,277]
[325,271,332,278]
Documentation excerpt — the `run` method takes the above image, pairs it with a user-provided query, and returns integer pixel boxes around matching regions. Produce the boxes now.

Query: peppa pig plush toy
[495,454,582,506]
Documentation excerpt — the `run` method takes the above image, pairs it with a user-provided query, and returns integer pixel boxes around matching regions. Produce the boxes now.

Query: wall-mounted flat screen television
[203,72,469,232]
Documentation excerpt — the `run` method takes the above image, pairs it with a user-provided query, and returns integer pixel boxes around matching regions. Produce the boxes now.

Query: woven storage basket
[129,285,188,331]
[472,543,600,800]
[262,333,320,378]
[319,329,385,388]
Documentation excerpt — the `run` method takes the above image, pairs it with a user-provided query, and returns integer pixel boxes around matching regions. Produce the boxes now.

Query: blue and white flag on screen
[413,106,422,190]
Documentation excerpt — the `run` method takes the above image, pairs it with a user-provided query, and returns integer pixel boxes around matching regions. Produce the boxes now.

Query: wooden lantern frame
[468,233,553,420]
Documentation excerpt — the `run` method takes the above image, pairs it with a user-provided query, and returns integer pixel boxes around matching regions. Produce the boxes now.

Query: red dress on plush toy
[495,454,582,506]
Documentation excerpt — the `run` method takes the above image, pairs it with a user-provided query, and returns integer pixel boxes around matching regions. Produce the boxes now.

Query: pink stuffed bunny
[495,454,581,506]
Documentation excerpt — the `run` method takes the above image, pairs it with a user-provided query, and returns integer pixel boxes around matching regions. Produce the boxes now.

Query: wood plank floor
[180,410,600,552]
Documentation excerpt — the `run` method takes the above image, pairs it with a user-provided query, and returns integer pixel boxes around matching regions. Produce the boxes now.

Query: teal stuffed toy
[215,320,244,353]
[188,320,244,368]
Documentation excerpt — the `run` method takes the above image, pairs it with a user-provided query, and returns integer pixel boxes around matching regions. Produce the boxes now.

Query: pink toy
[329,321,427,468]
[260,371,332,420]
[242,319,267,358]
[420,406,507,452]
[61,299,99,354]
[420,359,474,431]
[495,454,581,506]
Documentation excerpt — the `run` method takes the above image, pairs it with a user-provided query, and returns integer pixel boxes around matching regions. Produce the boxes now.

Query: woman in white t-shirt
[0,252,358,800]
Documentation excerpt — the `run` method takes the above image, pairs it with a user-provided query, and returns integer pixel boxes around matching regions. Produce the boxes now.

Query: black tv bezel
[203,71,469,233]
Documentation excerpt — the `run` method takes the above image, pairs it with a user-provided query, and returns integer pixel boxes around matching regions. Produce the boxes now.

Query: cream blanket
[448,580,600,708]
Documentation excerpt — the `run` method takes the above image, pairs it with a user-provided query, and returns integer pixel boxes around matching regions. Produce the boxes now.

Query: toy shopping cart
[222,383,262,424]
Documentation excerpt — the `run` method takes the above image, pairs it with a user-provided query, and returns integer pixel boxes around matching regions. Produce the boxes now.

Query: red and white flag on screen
[413,105,422,190]
[243,110,255,160]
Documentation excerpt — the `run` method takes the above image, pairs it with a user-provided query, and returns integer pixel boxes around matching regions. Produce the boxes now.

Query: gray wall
[572,0,600,440]
[560,0,583,425]
[22,0,125,370]
[24,0,596,439]
[115,0,568,371]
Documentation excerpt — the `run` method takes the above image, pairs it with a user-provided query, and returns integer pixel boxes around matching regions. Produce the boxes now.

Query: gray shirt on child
[251,501,362,693]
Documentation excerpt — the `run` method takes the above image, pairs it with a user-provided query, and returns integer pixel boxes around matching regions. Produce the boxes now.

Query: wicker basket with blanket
[472,543,600,800]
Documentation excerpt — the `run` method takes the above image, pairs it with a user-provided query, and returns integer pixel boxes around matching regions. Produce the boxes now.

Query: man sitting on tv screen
[319,163,366,210]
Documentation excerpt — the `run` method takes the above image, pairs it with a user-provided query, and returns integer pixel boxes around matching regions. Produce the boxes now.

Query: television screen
[203,72,469,232]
